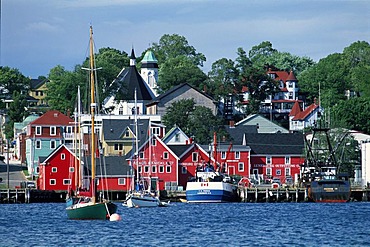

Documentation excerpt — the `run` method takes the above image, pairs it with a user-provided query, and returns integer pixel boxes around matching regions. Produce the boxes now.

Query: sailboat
[124,89,160,208]
[66,26,117,219]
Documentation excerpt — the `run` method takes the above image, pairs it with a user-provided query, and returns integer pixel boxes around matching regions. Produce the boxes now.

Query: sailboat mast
[134,89,139,186]
[89,26,96,204]
[77,86,82,188]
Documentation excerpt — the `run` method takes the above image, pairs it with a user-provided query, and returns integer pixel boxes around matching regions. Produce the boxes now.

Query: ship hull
[309,180,351,203]
[125,193,160,208]
[186,181,238,203]
[66,201,117,220]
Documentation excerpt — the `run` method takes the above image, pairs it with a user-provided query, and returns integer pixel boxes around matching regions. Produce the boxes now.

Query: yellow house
[29,79,48,106]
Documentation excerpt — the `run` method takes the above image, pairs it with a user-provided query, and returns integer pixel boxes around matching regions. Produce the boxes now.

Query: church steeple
[130,48,136,66]
[141,50,159,96]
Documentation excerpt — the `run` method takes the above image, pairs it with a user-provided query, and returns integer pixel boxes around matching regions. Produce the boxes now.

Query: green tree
[150,34,207,92]
[205,58,238,100]
[0,66,30,95]
[162,99,195,131]
[5,91,29,139]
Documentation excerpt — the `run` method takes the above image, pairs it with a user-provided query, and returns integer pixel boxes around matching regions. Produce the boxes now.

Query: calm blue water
[0,202,369,246]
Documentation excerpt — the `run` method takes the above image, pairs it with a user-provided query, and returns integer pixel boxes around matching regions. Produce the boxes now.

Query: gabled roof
[236,114,288,133]
[40,144,76,165]
[289,101,303,117]
[292,103,319,121]
[286,70,297,81]
[102,118,149,145]
[84,155,130,176]
[245,132,304,155]
[162,126,189,144]
[226,124,258,145]
[30,110,73,126]
[147,83,216,105]
[167,143,196,159]
[30,79,48,90]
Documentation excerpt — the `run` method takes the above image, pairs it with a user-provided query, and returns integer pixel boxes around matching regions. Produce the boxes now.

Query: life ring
[272,182,280,189]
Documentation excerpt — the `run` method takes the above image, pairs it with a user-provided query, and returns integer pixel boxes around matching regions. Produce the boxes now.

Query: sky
[1,0,369,78]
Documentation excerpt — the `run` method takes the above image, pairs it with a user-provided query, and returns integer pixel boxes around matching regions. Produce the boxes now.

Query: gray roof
[102,118,149,146]
[245,132,304,155]
[226,125,258,144]
[167,144,196,158]
[84,155,131,176]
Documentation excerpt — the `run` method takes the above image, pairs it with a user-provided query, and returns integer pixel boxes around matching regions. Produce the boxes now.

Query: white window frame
[35,140,41,149]
[235,151,240,159]
[266,156,272,164]
[266,167,272,176]
[139,152,144,159]
[144,166,149,173]
[50,126,56,136]
[285,156,291,164]
[69,167,74,173]
[152,165,157,174]
[221,152,226,160]
[159,165,164,173]
[166,165,171,173]
[138,166,142,173]
[61,153,65,160]
[276,169,282,176]
[192,152,198,162]
[52,167,57,173]
[49,179,56,185]
[50,139,56,149]
[36,126,42,135]
[238,162,244,172]
[285,168,291,176]
[163,152,169,159]
[118,178,126,185]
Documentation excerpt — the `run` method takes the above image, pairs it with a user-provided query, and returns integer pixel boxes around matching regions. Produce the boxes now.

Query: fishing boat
[124,90,160,208]
[66,26,117,219]
[186,133,239,203]
[301,125,351,203]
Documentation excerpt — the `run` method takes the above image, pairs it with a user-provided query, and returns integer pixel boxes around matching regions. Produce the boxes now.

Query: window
[221,152,226,159]
[50,140,56,149]
[35,140,41,149]
[63,179,71,185]
[151,127,160,136]
[66,126,73,133]
[49,179,56,185]
[253,169,259,175]
[50,126,56,136]
[276,169,281,176]
[266,168,272,176]
[118,178,126,185]
[192,152,198,162]
[52,167,57,173]
[138,166,142,173]
[285,156,290,164]
[238,162,244,172]
[175,133,180,142]
[181,166,187,174]
[114,143,123,151]
[119,107,124,115]
[139,152,144,159]
[36,167,39,174]
[61,153,65,160]
[235,151,240,159]
[166,165,171,173]
[163,152,169,159]
[266,156,272,164]
[125,130,130,137]
[69,167,74,173]
[152,165,157,173]
[144,166,149,173]
[36,126,42,135]
[159,166,164,173]
[151,138,157,146]
[285,168,291,176]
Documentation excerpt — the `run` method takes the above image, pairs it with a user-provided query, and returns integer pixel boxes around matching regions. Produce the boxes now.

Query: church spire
[130,48,136,66]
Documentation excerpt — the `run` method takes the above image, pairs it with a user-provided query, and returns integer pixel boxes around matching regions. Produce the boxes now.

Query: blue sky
[2,0,369,78]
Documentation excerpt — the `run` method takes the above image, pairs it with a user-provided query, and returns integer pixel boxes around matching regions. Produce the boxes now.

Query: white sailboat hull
[125,193,160,208]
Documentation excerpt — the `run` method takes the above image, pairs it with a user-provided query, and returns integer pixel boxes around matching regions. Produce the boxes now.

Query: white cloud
[26,22,59,33]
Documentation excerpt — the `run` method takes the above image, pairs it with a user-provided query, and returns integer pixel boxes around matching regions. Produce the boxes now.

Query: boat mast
[134,88,139,189]
[89,26,96,204]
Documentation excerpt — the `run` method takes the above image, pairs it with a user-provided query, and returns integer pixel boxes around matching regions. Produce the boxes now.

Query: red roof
[289,101,303,116]
[30,110,74,126]
[292,104,319,120]
[286,70,297,81]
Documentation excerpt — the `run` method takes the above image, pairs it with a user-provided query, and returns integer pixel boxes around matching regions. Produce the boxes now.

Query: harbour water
[1,202,369,246]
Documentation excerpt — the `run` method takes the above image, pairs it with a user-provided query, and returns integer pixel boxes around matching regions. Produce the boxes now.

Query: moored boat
[301,126,351,203]
[186,164,238,203]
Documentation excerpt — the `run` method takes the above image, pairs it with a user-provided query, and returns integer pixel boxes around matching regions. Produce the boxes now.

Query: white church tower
[140,50,159,96]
